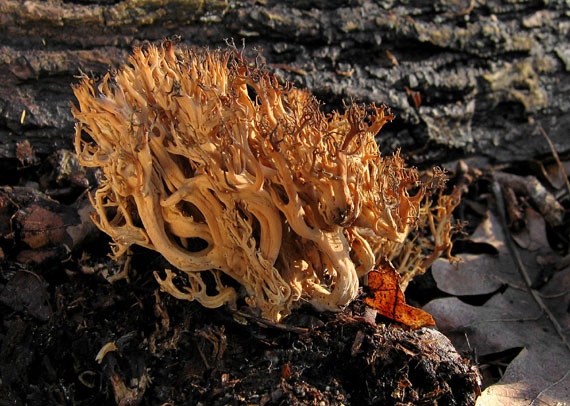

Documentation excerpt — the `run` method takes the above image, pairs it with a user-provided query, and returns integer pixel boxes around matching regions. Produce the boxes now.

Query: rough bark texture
[1,0,569,166]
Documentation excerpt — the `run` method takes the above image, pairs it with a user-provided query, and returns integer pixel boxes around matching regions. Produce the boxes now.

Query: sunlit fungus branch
[71,41,459,321]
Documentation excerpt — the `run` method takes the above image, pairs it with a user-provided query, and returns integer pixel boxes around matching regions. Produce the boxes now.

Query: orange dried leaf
[281,362,292,380]
[365,264,435,329]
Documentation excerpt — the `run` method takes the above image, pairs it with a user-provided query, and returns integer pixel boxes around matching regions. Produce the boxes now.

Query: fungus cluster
[72,41,458,321]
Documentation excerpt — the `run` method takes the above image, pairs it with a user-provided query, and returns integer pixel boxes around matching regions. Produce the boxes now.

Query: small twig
[233,310,308,334]
[530,367,570,406]
[196,344,211,369]
[538,126,570,198]
[482,316,543,323]
[492,179,570,354]
[493,171,564,227]
[458,315,543,330]
[537,290,570,299]
[19,268,45,285]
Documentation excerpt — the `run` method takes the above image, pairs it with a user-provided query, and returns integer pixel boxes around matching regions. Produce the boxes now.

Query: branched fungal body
[72,41,459,321]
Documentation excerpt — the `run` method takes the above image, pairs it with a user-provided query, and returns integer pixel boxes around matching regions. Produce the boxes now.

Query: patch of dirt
[0,166,480,405]
[2,146,569,406]
[0,262,480,405]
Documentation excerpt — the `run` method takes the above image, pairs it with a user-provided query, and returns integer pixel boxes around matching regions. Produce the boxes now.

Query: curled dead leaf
[365,263,435,329]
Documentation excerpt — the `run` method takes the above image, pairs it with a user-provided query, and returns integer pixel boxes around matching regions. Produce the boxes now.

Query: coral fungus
[72,41,458,321]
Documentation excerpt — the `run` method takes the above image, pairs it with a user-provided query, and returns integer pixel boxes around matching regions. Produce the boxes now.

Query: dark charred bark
[1,0,569,166]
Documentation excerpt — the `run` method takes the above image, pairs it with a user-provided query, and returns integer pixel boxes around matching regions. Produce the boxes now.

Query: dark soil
[0,156,481,406]
[0,266,480,406]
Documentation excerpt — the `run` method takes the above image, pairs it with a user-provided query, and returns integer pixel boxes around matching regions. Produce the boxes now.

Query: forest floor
[0,146,568,405]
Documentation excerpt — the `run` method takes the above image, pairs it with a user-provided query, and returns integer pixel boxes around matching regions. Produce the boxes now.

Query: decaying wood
[1,0,569,165]
[494,170,565,227]
[0,186,97,265]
